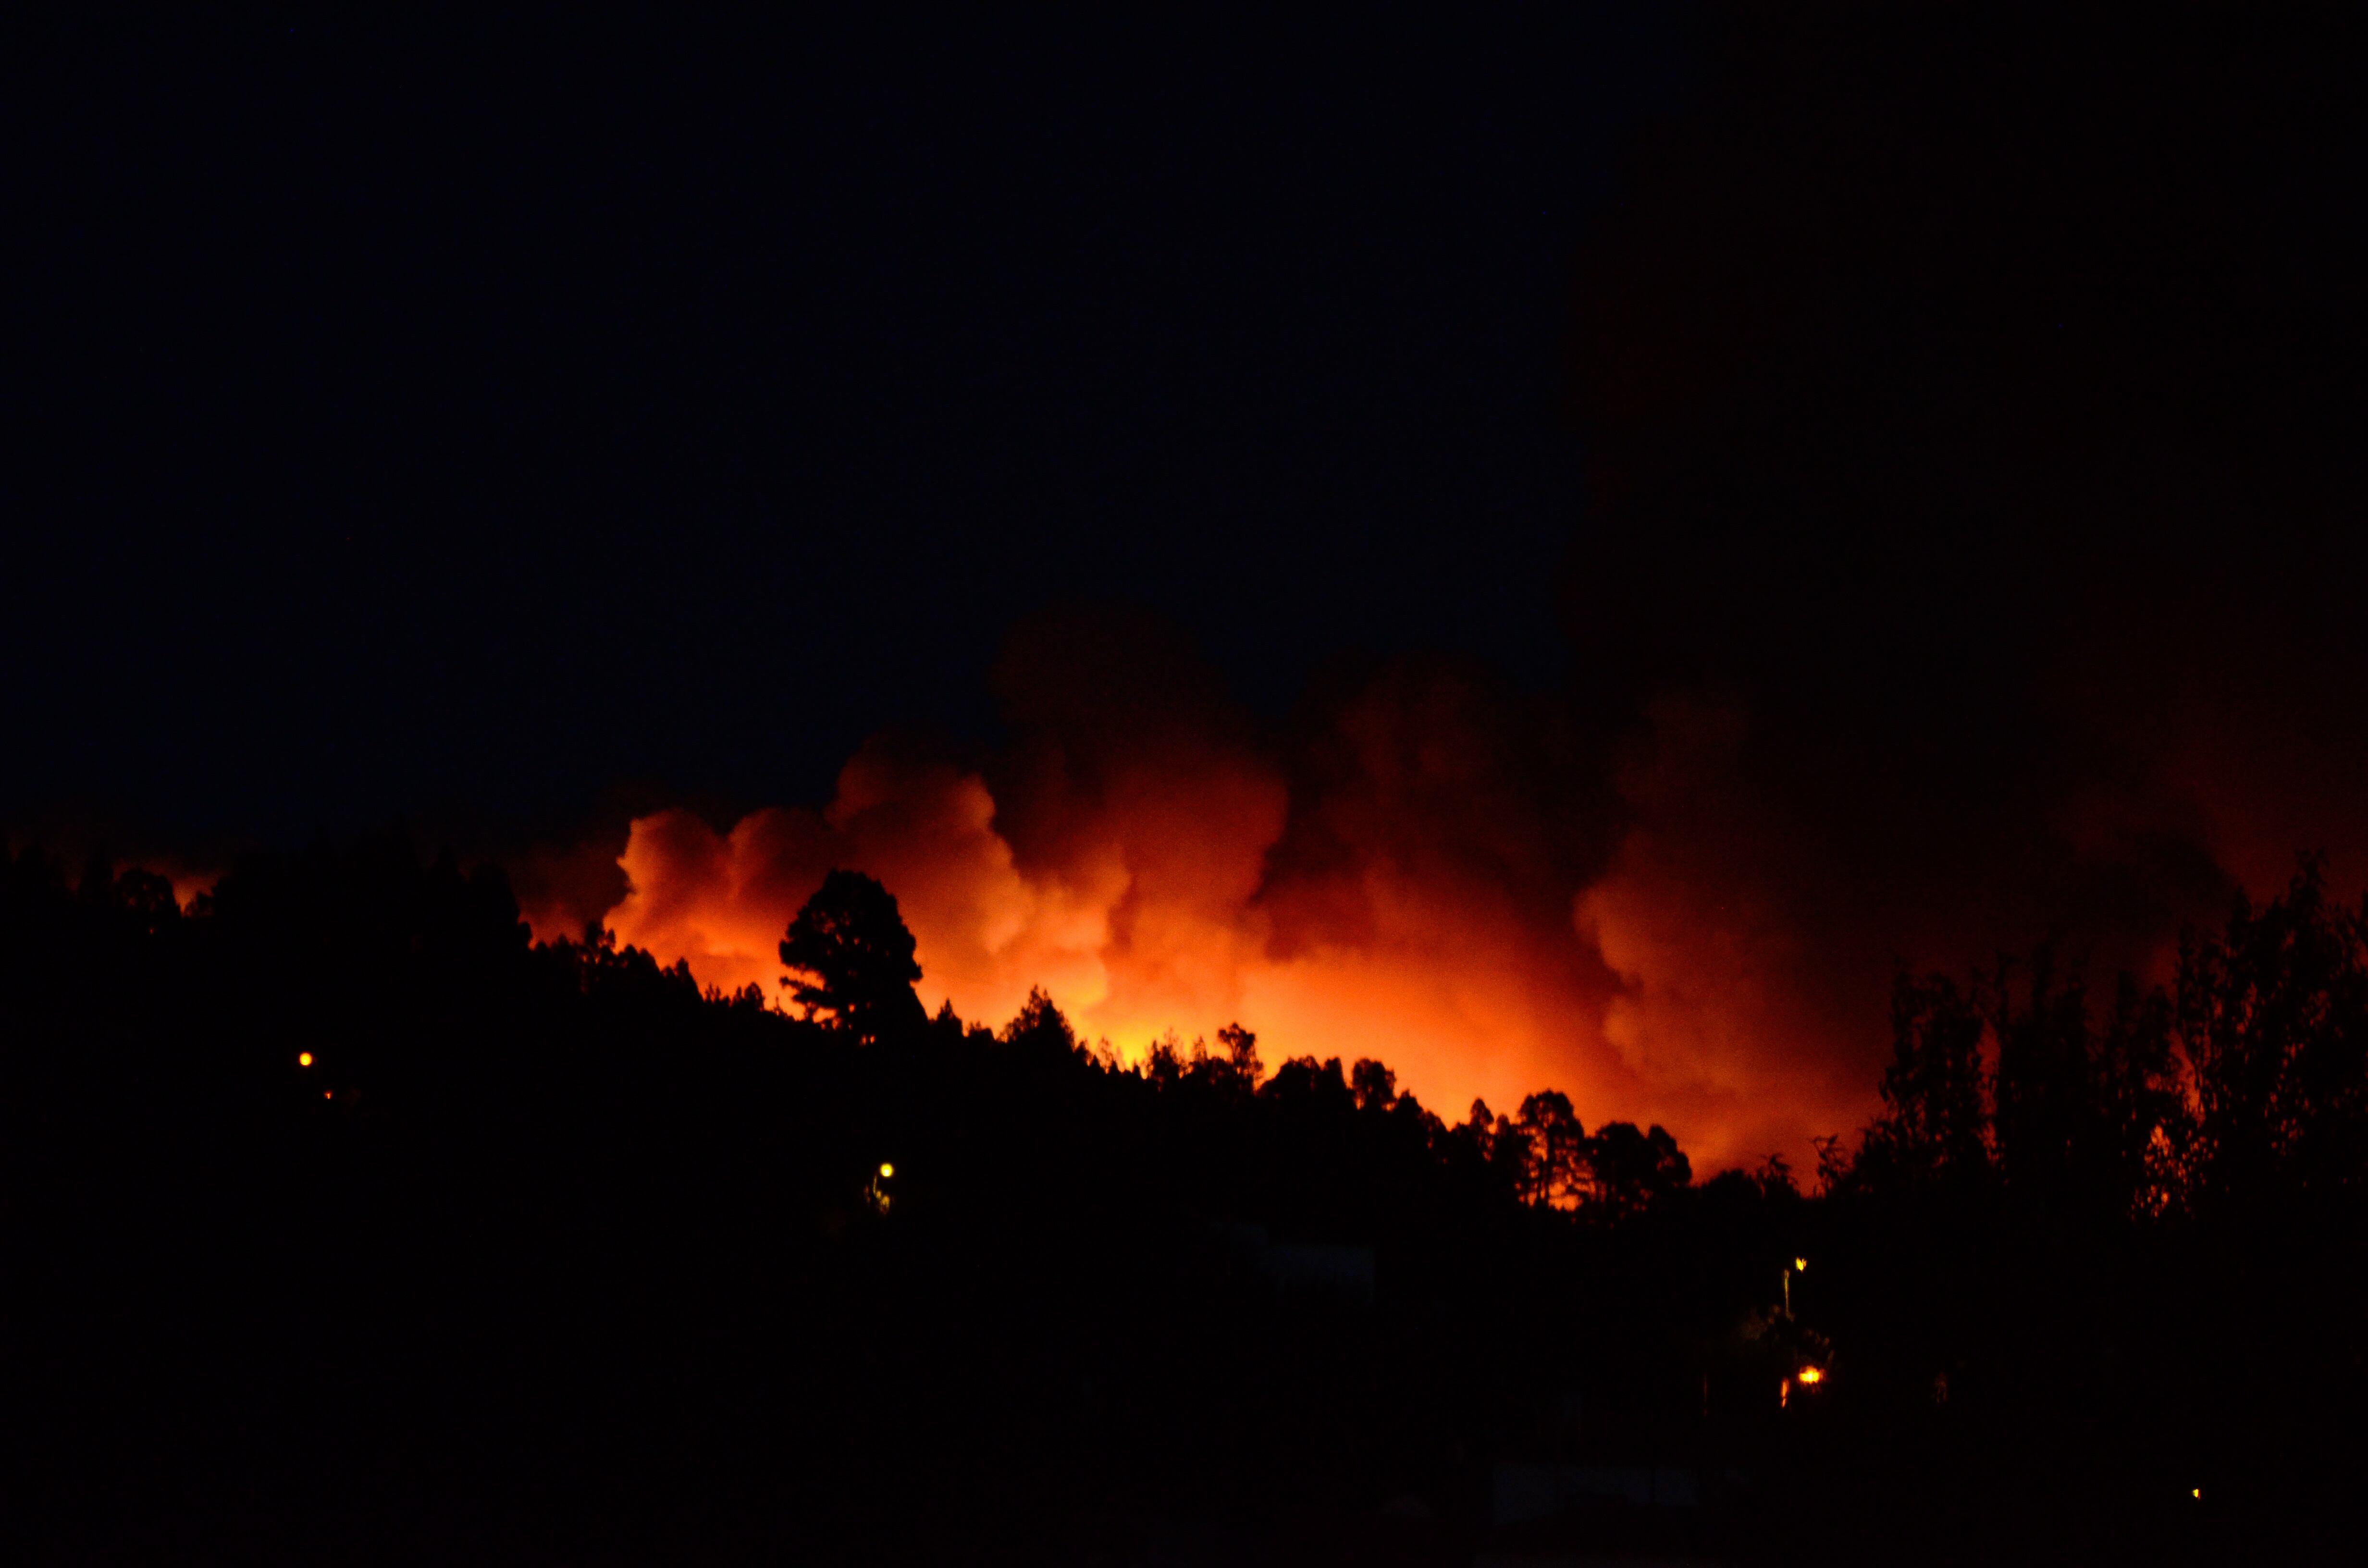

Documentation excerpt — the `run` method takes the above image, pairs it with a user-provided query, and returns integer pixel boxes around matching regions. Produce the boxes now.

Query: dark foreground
[9,837,2367,1564]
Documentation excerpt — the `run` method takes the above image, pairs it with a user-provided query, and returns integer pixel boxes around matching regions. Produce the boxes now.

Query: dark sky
[5,9,1694,845]
[1564,6,2367,934]
[11,6,2364,1157]
[8,5,2364,918]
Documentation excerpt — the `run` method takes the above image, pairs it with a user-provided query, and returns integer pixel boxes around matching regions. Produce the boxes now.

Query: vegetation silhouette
[7,834,2368,1562]
[779,867,928,1042]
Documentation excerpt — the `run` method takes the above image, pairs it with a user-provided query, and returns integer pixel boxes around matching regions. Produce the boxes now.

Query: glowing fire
[512,627,2323,1176]
[518,684,1883,1175]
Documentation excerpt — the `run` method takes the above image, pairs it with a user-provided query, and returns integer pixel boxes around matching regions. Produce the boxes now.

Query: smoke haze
[518,11,2365,1175]
[507,615,2224,1176]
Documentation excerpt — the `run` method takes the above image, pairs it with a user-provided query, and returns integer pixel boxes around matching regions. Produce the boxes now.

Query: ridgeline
[8,834,2366,1563]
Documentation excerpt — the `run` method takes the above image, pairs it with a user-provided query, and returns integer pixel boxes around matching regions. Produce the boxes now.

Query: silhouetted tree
[1143,1029,1186,1090]
[1855,969,1990,1191]
[1587,1121,1691,1219]
[1442,1099,1518,1201]
[2179,857,2368,1205]
[1263,1054,1355,1112]
[1988,944,2092,1200]
[1000,985,1081,1062]
[1216,1021,1262,1090]
[1809,1135,1850,1197]
[778,869,926,1042]
[1350,1057,1396,1112]
[1480,1099,1535,1193]
[1179,1023,1261,1097]
[1514,1090,1588,1207]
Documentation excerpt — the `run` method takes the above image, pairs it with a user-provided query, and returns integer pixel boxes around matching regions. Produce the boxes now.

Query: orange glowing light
[518,693,1906,1177]
[298,1052,313,1067]
[1794,1257,1807,1272]
[2191,1488,2201,1499]
[878,1162,895,1179]
[323,1090,333,1100]
[1797,1366,1824,1385]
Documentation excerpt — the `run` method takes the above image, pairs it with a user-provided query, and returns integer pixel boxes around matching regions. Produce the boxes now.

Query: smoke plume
[522,8,2366,1175]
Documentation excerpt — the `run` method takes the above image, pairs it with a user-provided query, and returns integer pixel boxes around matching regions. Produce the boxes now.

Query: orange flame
[520,668,1890,1174]
[518,613,2351,1175]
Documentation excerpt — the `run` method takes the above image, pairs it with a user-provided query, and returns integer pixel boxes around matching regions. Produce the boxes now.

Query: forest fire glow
[516,644,1911,1174]
[513,617,2346,1178]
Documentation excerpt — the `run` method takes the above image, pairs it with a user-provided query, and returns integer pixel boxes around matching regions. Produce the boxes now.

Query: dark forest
[11,835,2367,1563]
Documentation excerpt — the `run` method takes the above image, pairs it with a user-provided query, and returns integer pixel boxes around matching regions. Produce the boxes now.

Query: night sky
[8,8,2364,1165]
[7,10,1690,840]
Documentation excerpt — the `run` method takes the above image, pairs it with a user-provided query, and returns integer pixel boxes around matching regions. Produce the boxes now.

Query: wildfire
[510,619,2315,1176]
[517,675,1884,1175]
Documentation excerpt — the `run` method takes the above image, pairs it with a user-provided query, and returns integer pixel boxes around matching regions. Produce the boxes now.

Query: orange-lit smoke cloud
[519,621,1914,1175]
[505,12,2368,1179]
[518,597,2364,1177]
[530,610,2368,1178]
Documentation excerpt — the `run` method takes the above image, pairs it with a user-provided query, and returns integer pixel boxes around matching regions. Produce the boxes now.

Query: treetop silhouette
[778,867,926,1042]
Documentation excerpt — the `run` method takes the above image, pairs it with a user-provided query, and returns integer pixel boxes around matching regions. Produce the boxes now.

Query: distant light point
[298,1052,313,1066]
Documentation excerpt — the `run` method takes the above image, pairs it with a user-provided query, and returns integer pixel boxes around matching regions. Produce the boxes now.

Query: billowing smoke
[517,597,2367,1176]
[521,9,2364,1176]
[517,620,1898,1174]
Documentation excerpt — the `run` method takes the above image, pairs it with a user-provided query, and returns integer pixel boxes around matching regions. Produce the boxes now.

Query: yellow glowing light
[298,1052,313,1067]
[878,1162,894,1179]
[1794,1257,1808,1272]
[2192,1488,2201,1499]
[1797,1366,1824,1385]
